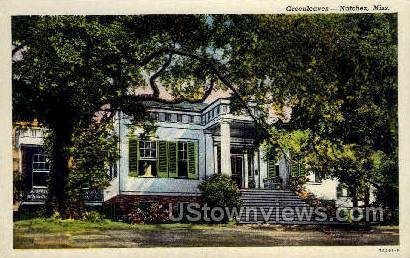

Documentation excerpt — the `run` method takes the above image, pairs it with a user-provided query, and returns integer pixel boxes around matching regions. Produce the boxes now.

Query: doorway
[231,155,243,188]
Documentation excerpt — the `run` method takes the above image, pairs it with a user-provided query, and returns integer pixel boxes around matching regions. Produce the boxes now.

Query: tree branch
[134,47,277,143]
[149,54,172,97]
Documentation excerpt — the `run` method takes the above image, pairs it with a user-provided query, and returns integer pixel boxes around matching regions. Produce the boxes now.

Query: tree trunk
[351,188,359,227]
[351,188,358,208]
[364,184,371,228]
[46,122,73,218]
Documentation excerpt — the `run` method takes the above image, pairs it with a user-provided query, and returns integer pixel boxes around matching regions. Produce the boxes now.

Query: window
[138,141,157,176]
[32,154,49,187]
[109,163,118,179]
[188,115,194,124]
[336,184,343,198]
[30,129,37,137]
[165,113,171,122]
[177,114,183,123]
[159,113,166,122]
[129,139,198,179]
[178,142,188,177]
[314,171,324,183]
[140,141,157,159]
[216,106,220,115]
[222,105,227,113]
[150,112,159,121]
[336,184,351,197]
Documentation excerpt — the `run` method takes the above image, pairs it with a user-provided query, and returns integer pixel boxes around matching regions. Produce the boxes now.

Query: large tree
[234,14,398,210]
[12,15,222,216]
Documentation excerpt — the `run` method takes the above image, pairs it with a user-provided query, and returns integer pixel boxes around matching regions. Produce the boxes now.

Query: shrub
[127,202,169,224]
[83,210,105,222]
[199,174,242,208]
[17,205,48,220]
[199,174,242,222]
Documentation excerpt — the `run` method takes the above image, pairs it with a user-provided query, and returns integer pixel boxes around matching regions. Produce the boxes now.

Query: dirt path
[14,225,399,248]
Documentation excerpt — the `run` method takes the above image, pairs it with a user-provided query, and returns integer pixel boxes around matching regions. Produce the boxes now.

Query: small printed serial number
[379,248,399,253]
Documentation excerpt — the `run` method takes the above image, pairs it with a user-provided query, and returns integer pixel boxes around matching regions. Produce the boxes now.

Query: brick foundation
[103,194,202,219]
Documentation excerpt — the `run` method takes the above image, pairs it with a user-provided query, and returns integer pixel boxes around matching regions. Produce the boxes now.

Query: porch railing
[24,188,103,203]
[263,177,283,190]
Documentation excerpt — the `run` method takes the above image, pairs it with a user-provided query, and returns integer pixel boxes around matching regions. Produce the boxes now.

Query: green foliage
[127,202,169,224]
[13,171,25,203]
[83,210,106,223]
[199,174,242,209]
[69,117,119,192]
[41,116,118,213]
[12,14,397,214]
[250,14,398,210]
[17,205,48,220]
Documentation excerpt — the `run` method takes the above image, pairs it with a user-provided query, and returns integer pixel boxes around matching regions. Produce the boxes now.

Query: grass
[14,218,399,248]
[15,218,236,233]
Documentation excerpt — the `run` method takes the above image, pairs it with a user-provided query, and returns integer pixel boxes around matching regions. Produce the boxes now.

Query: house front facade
[103,98,359,211]
[14,98,361,216]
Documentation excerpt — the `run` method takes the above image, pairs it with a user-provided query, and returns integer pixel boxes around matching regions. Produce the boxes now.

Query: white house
[14,98,364,215]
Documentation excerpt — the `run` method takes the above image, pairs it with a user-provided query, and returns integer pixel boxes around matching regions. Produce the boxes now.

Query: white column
[259,146,267,189]
[254,150,260,188]
[244,151,249,188]
[205,133,214,176]
[213,145,219,174]
[220,120,231,176]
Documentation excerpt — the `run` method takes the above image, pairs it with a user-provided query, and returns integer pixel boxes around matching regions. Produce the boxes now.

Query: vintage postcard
[0,0,409,257]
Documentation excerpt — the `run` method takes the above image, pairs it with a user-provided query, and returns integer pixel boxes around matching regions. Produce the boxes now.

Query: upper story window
[177,114,183,123]
[221,105,227,113]
[31,129,38,137]
[165,113,171,122]
[150,112,159,121]
[188,115,193,124]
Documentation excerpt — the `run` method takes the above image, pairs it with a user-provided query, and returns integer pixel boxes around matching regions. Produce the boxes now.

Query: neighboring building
[13,98,371,215]
[13,124,103,206]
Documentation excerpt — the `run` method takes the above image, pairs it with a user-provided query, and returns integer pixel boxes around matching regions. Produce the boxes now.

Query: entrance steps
[238,189,342,225]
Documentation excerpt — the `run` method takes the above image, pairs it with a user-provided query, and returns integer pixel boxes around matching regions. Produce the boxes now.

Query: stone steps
[239,189,340,225]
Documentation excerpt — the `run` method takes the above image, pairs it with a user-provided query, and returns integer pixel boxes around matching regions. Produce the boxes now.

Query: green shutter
[158,141,168,178]
[129,138,139,177]
[188,142,198,179]
[267,159,276,178]
[299,163,305,176]
[168,141,178,178]
[291,163,299,177]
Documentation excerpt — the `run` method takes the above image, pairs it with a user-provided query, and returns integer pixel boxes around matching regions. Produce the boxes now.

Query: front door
[231,155,243,188]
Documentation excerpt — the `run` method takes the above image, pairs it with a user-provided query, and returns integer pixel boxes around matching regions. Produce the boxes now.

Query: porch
[206,118,287,190]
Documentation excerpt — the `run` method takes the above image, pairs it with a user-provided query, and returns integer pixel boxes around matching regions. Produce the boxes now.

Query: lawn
[14,218,399,248]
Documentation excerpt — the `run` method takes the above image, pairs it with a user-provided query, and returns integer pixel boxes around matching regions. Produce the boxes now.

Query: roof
[142,101,209,112]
